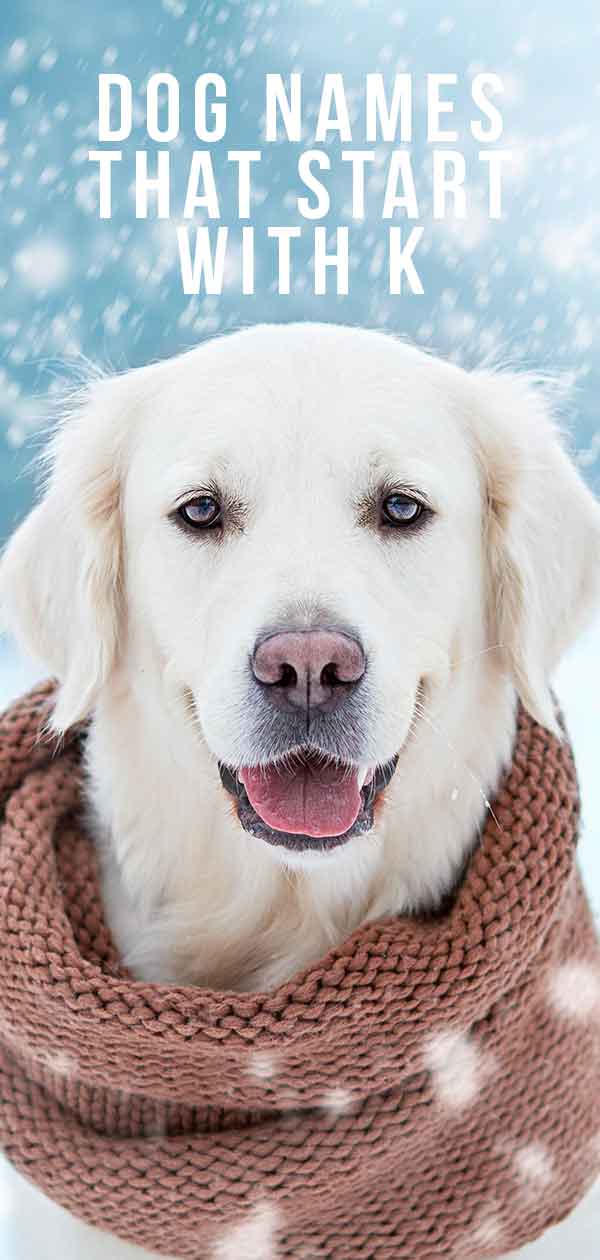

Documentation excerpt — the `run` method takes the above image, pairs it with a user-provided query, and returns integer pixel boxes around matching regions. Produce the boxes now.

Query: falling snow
[102,296,130,335]
[423,1027,495,1108]
[13,239,71,291]
[319,1086,355,1114]
[547,959,600,1020]
[0,0,598,538]
[248,1050,278,1079]
[213,1200,280,1260]
[460,1207,504,1253]
[513,1141,555,1191]
[41,1050,78,1076]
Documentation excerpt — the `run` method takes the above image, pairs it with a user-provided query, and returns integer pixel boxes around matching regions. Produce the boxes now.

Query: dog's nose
[252,629,365,714]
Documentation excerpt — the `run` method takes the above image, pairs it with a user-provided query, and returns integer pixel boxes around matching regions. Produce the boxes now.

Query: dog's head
[2,324,599,859]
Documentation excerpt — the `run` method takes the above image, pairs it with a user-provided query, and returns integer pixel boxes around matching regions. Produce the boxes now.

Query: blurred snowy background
[0,0,599,1256]
[1,0,600,535]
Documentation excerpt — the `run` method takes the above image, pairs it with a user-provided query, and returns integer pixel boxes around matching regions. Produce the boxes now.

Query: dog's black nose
[252,629,365,715]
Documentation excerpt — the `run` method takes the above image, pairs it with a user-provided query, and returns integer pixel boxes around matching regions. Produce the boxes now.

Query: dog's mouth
[218,750,399,853]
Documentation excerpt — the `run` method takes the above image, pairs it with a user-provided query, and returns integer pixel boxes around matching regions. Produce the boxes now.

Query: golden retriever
[2,323,599,998]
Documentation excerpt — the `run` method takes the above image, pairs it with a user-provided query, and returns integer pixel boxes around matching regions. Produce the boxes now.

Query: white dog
[1,322,599,996]
[1,322,600,1258]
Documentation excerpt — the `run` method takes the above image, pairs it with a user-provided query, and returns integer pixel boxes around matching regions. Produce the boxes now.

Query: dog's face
[122,328,484,852]
[2,324,599,863]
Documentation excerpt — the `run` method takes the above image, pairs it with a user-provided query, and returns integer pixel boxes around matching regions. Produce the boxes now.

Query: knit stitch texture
[0,683,599,1259]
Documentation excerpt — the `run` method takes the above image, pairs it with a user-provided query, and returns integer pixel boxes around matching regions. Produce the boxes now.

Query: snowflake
[102,298,131,335]
[39,48,58,71]
[248,1050,278,1080]
[13,238,71,291]
[513,1141,554,1190]
[75,174,100,214]
[423,1028,495,1108]
[162,0,187,16]
[320,1087,354,1114]
[10,85,29,107]
[213,1200,280,1260]
[459,1208,503,1254]
[547,959,600,1020]
[8,39,27,64]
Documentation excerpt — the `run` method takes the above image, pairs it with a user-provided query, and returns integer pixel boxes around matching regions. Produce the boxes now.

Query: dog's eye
[178,495,222,529]
[381,492,424,527]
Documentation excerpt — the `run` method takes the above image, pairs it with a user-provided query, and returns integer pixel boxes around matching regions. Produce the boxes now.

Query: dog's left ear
[0,372,139,733]
[467,370,600,733]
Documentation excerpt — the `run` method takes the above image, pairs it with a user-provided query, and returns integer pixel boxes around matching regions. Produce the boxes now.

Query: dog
[1,322,599,1259]
[1,321,599,995]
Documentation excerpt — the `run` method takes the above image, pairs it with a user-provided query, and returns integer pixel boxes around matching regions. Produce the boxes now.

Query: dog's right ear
[0,372,139,733]
[466,369,600,734]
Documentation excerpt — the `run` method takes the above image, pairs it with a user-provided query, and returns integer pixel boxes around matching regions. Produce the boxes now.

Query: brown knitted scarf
[0,683,599,1260]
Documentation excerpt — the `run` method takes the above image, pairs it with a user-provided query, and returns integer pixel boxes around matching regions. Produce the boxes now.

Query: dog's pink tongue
[240,760,362,838]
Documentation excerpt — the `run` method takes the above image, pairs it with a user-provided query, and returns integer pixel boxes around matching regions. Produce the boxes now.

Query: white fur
[1,323,600,1258]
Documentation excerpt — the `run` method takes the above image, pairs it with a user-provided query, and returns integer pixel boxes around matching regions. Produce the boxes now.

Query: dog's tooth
[357,765,374,790]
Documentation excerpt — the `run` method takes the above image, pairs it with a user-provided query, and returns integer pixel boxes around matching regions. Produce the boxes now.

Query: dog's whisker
[403,628,505,671]
[406,693,505,835]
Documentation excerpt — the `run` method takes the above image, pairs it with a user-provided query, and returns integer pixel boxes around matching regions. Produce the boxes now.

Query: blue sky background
[1,0,599,539]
